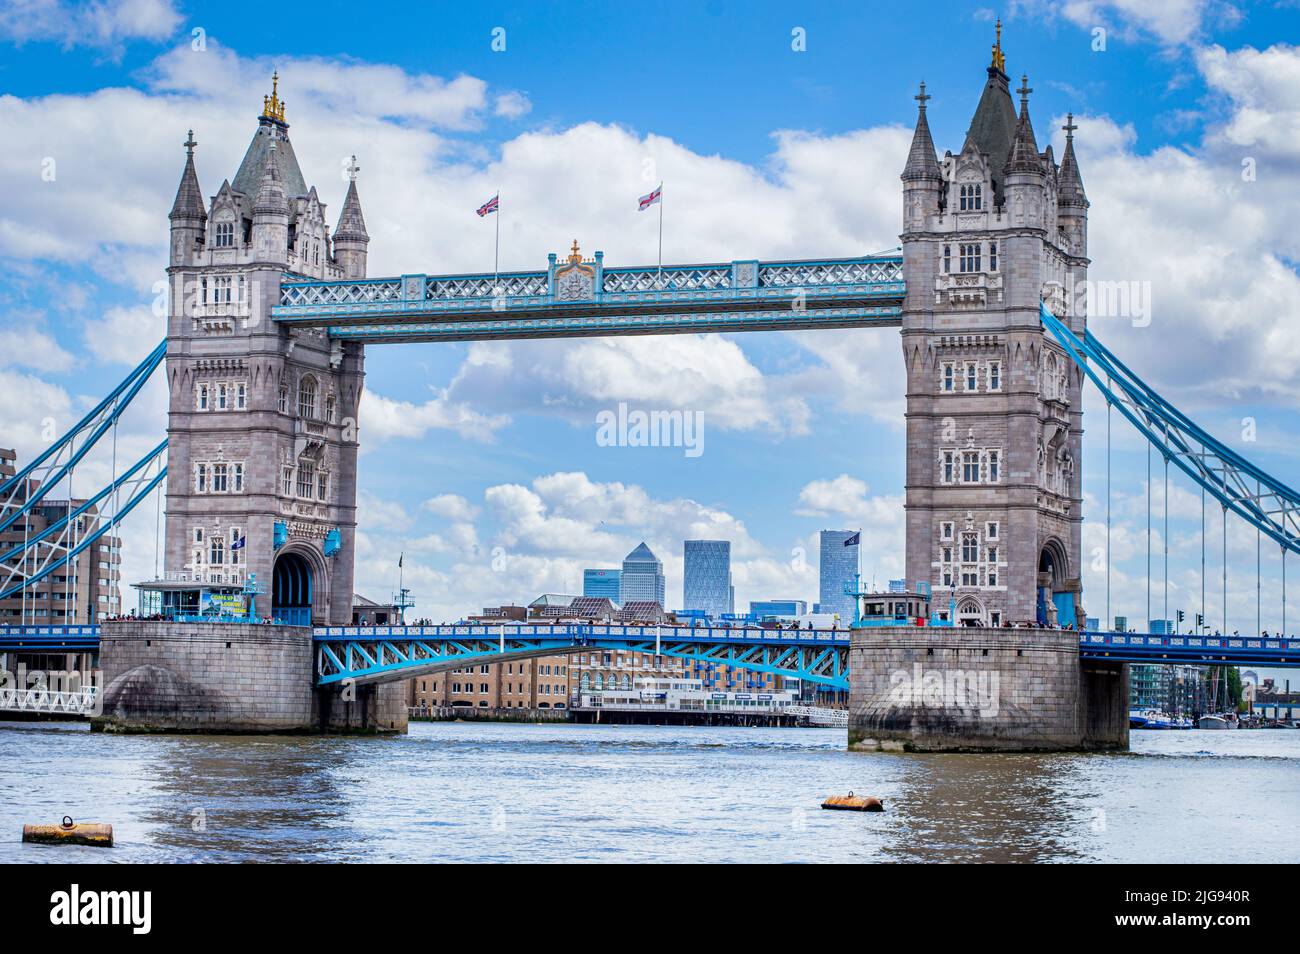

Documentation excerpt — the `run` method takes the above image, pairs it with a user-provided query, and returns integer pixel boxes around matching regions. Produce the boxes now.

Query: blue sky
[3,0,1300,674]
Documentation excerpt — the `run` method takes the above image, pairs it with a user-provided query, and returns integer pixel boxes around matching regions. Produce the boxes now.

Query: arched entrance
[956,596,985,627]
[1037,540,1071,627]
[272,551,313,626]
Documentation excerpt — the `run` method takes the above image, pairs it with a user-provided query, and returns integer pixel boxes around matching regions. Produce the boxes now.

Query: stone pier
[848,626,1127,752]
[91,620,407,734]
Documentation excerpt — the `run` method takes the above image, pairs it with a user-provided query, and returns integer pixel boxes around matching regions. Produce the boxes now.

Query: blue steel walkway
[271,253,905,343]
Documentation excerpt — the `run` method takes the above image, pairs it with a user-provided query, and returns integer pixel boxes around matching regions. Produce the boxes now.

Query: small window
[962,451,979,483]
[943,363,954,392]
[989,450,999,482]
[217,383,228,411]
[317,471,328,501]
[211,463,228,493]
[989,362,1001,391]
[966,363,977,391]
[195,463,207,493]
[278,385,289,414]
[943,451,954,483]
[232,463,243,493]
[197,384,209,411]
[987,521,998,539]
[209,536,224,566]
[236,383,247,409]
[942,244,951,274]
[989,242,998,272]
[959,243,982,273]
[281,466,293,497]
[215,221,234,248]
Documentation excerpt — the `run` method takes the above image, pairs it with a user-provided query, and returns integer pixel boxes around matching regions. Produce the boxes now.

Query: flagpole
[494,192,500,288]
[656,182,663,288]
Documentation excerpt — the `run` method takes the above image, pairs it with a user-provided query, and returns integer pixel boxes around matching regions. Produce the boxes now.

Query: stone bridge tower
[899,31,1090,627]
[163,75,368,625]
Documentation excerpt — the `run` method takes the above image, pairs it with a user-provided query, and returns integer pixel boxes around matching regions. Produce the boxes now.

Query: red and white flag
[638,183,662,211]
[476,193,499,217]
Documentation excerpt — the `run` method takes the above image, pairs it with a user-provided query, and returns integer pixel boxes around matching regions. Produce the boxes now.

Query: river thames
[2,721,1297,863]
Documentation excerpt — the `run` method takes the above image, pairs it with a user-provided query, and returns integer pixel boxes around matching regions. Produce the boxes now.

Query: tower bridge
[3,32,1297,745]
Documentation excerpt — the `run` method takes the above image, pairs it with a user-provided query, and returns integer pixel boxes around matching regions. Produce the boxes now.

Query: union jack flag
[638,184,662,211]
[476,194,499,217]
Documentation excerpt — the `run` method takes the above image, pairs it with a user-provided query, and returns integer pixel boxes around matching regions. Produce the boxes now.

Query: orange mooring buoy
[22,816,113,847]
[821,792,884,812]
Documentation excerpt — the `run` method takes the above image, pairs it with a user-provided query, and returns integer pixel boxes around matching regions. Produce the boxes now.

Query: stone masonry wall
[93,620,406,734]
[849,626,1127,752]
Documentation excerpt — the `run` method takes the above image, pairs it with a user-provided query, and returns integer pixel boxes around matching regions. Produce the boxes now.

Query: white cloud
[1030,0,1239,47]
[358,387,509,444]
[493,91,531,119]
[0,327,75,371]
[82,304,165,364]
[422,493,479,521]
[0,0,182,51]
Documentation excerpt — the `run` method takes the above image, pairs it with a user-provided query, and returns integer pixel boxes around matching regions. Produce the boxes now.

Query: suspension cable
[1107,377,1112,630]
[1222,505,1228,635]
[1257,478,1262,636]
[1201,483,1206,634]
[1147,443,1152,631]
[1164,455,1169,631]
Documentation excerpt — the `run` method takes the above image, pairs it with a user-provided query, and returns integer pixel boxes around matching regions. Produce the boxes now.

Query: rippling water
[2,721,1297,863]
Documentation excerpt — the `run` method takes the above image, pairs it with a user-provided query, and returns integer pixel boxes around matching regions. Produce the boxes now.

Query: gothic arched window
[215,220,234,248]
[298,375,317,419]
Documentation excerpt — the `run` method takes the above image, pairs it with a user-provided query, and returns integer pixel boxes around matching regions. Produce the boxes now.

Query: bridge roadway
[270,254,905,343]
[2,625,1297,693]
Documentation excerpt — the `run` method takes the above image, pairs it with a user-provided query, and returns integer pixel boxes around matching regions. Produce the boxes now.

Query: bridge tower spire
[899,33,1090,627]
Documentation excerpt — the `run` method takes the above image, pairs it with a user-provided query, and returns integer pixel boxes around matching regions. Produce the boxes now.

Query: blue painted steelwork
[312,623,853,689]
[3,623,1297,673]
[0,340,165,533]
[0,439,167,568]
[273,255,904,342]
[1079,631,1300,667]
[0,626,100,652]
[0,461,168,602]
[1040,303,1300,554]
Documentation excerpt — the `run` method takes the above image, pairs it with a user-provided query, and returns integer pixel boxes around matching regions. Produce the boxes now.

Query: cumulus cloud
[359,388,509,444]
[0,0,182,52]
[1022,0,1240,47]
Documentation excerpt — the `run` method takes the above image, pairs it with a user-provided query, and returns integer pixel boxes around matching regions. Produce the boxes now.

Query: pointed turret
[1057,113,1088,208]
[251,134,290,263]
[1003,75,1043,176]
[333,157,370,279]
[1057,113,1090,258]
[902,82,942,182]
[902,82,944,233]
[169,130,206,266]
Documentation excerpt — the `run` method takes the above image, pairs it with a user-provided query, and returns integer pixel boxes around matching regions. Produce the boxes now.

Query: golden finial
[991,18,1006,73]
[261,70,286,122]
[568,239,582,264]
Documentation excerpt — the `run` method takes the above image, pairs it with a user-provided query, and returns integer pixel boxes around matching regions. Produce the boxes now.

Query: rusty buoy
[821,792,884,812]
[22,815,113,847]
